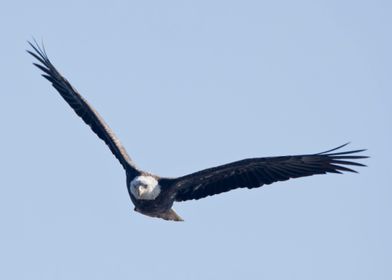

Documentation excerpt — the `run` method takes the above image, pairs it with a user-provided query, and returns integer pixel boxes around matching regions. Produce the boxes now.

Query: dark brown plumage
[167,143,367,201]
[27,41,140,177]
[28,40,367,221]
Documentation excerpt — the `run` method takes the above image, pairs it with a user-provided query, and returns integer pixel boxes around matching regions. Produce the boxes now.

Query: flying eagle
[28,41,367,222]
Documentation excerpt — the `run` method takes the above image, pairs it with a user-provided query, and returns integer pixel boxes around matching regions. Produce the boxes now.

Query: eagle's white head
[130,175,161,200]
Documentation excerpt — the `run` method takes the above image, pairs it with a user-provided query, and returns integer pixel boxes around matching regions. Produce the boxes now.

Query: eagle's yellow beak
[137,186,145,197]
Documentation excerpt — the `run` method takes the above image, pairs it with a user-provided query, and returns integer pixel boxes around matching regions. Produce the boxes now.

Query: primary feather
[27,41,139,176]
[170,143,367,201]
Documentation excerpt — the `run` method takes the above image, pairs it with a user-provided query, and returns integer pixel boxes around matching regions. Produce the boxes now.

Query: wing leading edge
[28,41,139,175]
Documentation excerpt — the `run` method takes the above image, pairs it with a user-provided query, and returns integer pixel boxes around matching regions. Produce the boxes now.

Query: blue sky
[1,1,391,279]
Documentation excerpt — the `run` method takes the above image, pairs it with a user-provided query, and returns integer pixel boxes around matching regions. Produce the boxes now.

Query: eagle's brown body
[28,41,367,221]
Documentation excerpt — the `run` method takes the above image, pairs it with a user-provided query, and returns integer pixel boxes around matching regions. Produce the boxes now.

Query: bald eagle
[28,41,367,222]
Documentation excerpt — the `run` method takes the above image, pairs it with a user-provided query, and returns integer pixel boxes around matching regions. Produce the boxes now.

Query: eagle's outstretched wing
[28,41,139,175]
[168,144,367,201]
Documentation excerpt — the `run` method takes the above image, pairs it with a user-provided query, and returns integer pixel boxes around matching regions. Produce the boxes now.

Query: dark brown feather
[170,144,367,201]
[28,40,139,175]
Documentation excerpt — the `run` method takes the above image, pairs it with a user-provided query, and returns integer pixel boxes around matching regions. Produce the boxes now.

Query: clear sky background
[1,1,390,279]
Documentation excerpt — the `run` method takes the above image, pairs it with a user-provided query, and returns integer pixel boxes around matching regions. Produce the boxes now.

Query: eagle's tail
[158,209,184,222]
